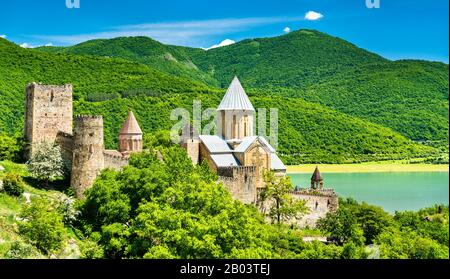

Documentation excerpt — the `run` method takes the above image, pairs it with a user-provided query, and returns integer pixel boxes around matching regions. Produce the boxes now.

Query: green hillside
[37,37,219,87]
[36,30,449,145]
[0,37,435,163]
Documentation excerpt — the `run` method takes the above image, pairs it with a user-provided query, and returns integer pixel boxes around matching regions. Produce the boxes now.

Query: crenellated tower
[70,115,105,198]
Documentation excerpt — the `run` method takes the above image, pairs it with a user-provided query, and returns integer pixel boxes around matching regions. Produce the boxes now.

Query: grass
[287,161,449,174]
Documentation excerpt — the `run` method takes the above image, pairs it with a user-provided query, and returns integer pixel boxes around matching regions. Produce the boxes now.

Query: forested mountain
[36,29,449,145]
[1,28,447,163]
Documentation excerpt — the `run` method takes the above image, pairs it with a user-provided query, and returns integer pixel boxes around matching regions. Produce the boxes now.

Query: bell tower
[118,111,143,154]
[217,76,255,141]
[311,166,324,190]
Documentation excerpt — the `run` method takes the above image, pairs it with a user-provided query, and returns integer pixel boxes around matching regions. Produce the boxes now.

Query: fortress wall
[218,166,257,204]
[103,152,129,170]
[55,131,74,169]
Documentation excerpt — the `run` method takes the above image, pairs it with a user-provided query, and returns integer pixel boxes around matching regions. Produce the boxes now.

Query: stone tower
[311,166,324,190]
[118,111,143,154]
[24,83,73,158]
[217,77,254,142]
[181,124,200,164]
[70,116,105,198]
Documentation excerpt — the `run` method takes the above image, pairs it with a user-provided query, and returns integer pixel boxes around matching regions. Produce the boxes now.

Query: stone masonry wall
[217,166,257,204]
[70,116,105,198]
[24,83,73,158]
[103,152,130,170]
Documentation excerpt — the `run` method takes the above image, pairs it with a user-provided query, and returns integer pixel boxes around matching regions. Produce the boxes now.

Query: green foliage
[318,199,449,259]
[0,133,22,162]
[26,141,65,186]
[0,34,445,163]
[260,170,309,224]
[1,172,25,197]
[316,206,365,246]
[18,197,66,254]
[77,148,342,259]
[4,240,40,259]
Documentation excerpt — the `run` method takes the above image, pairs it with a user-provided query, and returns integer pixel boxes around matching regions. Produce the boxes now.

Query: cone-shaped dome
[119,111,142,135]
[217,76,255,111]
[311,166,323,182]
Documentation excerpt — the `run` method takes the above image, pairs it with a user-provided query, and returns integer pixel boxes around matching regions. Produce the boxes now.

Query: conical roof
[217,76,255,111]
[119,111,142,135]
[311,166,323,182]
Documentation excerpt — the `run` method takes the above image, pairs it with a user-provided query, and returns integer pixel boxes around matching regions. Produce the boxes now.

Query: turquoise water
[288,172,449,213]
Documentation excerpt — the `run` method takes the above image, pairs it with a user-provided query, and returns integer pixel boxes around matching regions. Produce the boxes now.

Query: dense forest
[2,29,448,163]
[1,142,448,259]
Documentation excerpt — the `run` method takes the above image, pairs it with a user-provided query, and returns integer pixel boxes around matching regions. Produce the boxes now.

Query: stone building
[181,77,338,227]
[24,83,143,198]
[23,78,337,227]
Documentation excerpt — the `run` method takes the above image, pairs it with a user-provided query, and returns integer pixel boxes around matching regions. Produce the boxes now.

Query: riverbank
[287,162,449,174]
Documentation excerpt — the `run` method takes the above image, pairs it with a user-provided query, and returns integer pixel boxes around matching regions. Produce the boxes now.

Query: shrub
[1,172,25,197]
[18,197,66,254]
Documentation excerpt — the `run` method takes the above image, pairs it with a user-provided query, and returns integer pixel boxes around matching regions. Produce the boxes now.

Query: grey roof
[270,153,286,171]
[210,154,240,167]
[199,135,232,153]
[234,136,275,153]
[233,136,257,153]
[217,76,255,111]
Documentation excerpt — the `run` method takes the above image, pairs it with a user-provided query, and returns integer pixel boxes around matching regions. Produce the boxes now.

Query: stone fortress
[24,83,143,198]
[24,77,338,227]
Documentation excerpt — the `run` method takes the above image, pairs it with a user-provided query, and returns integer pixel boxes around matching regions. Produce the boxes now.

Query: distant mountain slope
[37,37,219,87]
[187,29,387,88]
[298,60,449,142]
[36,30,448,144]
[0,37,216,134]
[0,37,434,163]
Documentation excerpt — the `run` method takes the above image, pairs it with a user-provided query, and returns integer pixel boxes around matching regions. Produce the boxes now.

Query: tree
[0,133,21,162]
[18,197,66,254]
[27,142,65,187]
[260,170,309,225]
[317,207,365,246]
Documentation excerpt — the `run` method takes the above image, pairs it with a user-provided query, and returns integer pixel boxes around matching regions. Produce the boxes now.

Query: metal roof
[234,136,275,153]
[210,154,240,167]
[270,153,286,171]
[217,76,255,111]
[199,135,232,153]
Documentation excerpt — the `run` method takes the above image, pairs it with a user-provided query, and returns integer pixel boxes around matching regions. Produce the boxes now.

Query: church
[181,77,338,226]
[181,77,286,204]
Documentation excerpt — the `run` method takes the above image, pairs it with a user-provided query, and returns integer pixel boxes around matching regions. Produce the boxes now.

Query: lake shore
[287,163,449,174]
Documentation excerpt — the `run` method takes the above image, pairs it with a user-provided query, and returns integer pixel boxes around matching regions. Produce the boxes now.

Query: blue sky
[0,0,448,62]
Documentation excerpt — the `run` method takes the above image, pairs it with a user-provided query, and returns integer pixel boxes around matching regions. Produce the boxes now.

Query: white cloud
[44,43,53,47]
[32,16,302,46]
[283,27,291,33]
[0,34,6,39]
[20,43,34,48]
[304,11,323,21]
[205,39,235,50]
